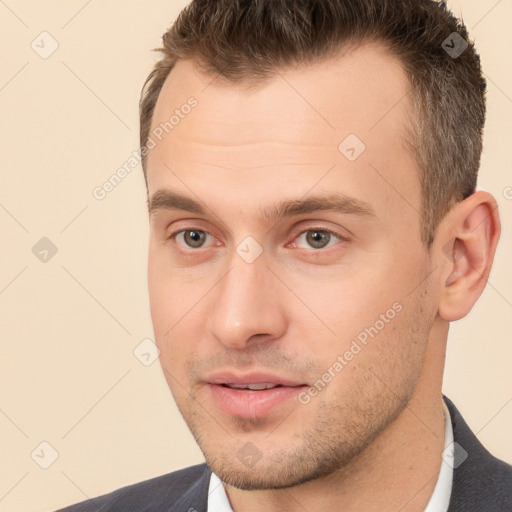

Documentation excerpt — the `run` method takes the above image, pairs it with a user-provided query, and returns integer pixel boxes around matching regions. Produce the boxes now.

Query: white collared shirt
[207,401,454,511]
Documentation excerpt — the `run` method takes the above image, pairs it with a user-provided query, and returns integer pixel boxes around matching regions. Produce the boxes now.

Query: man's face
[146,44,438,489]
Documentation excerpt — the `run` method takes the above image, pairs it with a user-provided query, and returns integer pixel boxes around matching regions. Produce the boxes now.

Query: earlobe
[438,192,500,321]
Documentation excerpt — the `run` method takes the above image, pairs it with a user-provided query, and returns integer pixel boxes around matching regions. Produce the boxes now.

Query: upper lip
[206,371,306,387]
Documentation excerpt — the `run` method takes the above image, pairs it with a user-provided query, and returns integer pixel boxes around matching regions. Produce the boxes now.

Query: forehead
[146,43,419,228]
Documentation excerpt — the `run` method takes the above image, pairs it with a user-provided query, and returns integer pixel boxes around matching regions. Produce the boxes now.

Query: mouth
[205,371,308,419]
[220,383,285,390]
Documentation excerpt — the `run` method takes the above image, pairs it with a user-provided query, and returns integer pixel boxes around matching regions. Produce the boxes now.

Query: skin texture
[146,44,500,512]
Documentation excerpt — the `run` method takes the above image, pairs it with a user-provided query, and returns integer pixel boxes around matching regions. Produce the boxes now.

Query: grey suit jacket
[56,396,512,511]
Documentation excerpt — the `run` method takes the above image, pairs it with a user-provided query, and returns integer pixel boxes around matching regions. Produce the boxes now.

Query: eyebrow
[148,189,375,221]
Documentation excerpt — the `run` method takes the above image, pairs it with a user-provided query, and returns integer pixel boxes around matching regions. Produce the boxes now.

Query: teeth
[227,383,279,390]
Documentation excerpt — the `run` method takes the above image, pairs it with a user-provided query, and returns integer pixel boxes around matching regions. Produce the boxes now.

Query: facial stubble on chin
[172,377,417,491]
[166,272,435,490]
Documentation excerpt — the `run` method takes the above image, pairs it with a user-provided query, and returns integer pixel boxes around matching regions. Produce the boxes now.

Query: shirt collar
[423,399,454,512]
[207,471,233,512]
[207,401,453,512]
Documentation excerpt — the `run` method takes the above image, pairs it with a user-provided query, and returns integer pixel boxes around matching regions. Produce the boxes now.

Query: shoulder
[444,396,512,511]
[55,463,211,512]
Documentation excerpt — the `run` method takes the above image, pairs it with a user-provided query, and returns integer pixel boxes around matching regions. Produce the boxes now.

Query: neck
[225,322,448,512]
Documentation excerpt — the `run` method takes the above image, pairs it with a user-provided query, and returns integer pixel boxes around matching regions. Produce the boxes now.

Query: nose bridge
[208,250,285,349]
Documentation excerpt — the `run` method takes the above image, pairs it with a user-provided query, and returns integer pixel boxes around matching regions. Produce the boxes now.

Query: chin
[202,438,358,491]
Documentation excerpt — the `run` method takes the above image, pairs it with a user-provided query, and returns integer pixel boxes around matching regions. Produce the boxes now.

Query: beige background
[0,1,510,510]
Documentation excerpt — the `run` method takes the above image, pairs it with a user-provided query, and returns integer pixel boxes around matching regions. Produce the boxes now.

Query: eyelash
[168,226,346,251]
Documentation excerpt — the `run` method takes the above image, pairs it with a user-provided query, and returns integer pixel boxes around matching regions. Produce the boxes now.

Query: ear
[436,191,501,321]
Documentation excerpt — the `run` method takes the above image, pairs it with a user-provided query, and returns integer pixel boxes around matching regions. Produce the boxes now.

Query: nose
[207,252,287,350]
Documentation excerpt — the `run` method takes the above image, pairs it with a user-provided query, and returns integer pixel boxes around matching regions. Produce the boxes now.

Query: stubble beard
[172,361,424,491]
[169,273,434,490]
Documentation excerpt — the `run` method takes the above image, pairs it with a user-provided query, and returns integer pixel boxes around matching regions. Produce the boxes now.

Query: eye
[169,227,346,251]
[171,229,214,249]
[293,228,344,250]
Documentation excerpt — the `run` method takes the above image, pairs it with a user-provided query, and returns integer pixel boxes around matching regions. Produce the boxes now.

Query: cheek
[148,259,207,376]
[317,301,428,411]
[295,254,428,372]
[148,250,180,361]
[147,263,168,337]
[293,268,400,342]
[148,243,186,332]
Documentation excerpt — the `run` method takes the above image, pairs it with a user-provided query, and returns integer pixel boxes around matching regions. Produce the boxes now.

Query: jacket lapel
[445,395,512,511]
[170,464,211,512]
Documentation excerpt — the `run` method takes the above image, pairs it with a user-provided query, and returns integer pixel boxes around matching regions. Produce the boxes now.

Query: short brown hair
[140,0,486,246]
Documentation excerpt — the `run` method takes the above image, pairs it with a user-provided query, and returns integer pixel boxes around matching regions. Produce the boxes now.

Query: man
[58,0,511,510]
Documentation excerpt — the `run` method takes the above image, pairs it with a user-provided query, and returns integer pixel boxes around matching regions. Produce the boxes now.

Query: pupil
[185,230,205,248]
[307,230,329,249]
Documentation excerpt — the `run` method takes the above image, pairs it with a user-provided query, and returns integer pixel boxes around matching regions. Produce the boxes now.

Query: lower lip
[208,384,307,419]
